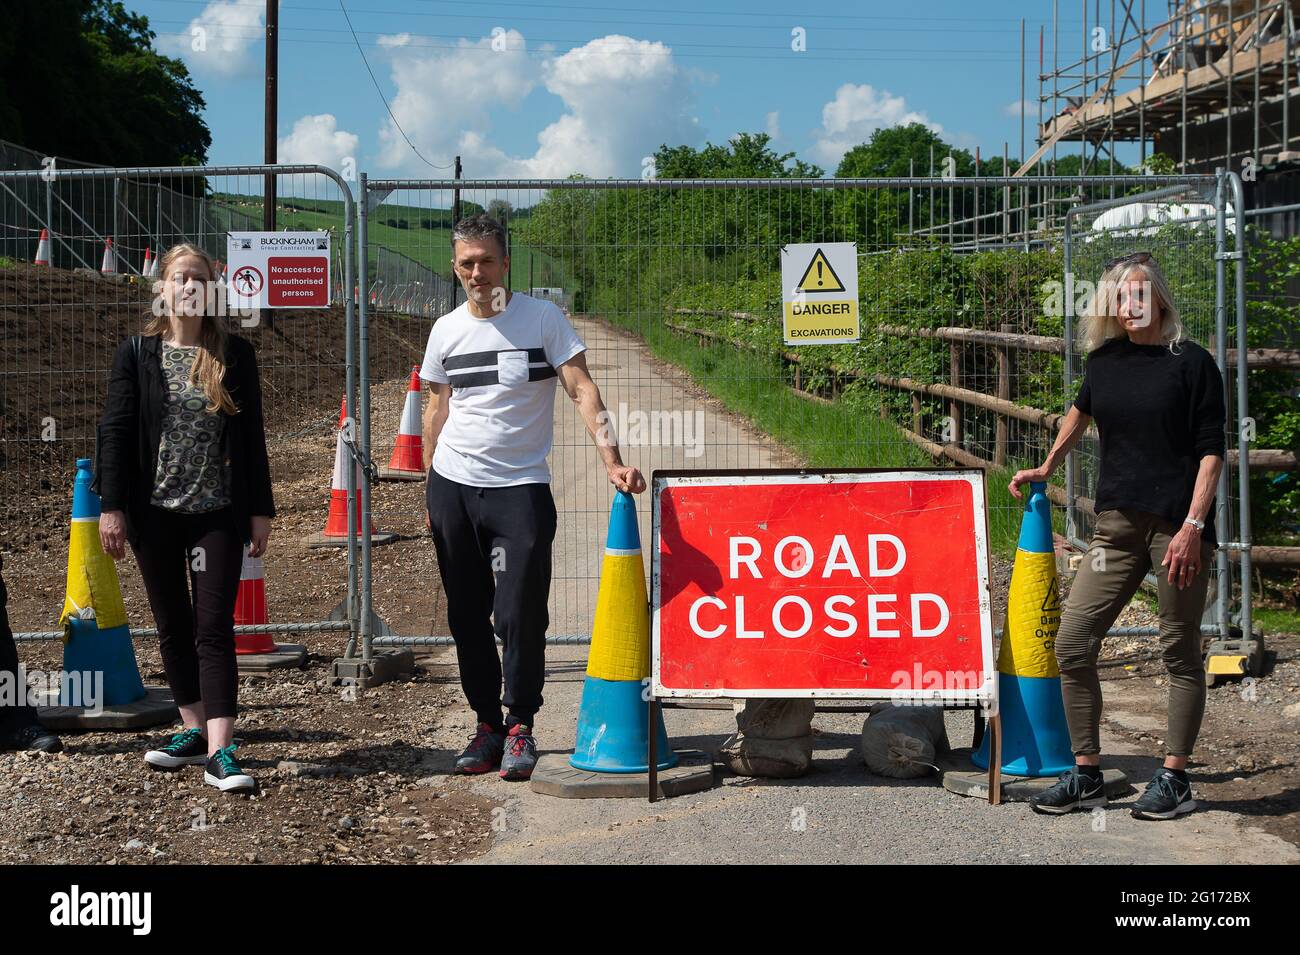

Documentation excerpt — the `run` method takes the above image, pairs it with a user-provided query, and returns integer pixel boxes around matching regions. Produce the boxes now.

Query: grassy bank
[604,309,1037,559]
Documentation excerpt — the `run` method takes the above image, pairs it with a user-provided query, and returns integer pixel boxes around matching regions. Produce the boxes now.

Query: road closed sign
[781,242,859,345]
[226,231,331,309]
[652,469,995,703]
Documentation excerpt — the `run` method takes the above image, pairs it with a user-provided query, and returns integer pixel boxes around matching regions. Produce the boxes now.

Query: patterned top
[151,342,232,512]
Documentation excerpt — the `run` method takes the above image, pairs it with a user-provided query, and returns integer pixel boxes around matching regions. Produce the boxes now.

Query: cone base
[532,752,713,799]
[236,643,308,671]
[570,677,677,773]
[971,673,1075,777]
[377,465,425,482]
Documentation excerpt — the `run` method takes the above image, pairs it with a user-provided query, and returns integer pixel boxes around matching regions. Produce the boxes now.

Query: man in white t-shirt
[419,213,645,782]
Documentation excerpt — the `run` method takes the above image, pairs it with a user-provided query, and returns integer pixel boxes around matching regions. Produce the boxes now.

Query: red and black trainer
[500,723,537,781]
[455,722,506,774]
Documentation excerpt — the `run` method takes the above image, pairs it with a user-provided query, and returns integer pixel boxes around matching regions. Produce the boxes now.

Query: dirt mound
[0,260,428,537]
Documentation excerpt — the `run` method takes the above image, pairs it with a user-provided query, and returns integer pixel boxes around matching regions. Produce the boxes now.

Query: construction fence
[0,160,368,652]
[354,172,1258,653]
[0,160,1266,665]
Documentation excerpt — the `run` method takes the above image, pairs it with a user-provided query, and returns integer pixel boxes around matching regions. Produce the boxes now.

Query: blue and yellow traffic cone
[570,491,676,773]
[59,458,146,707]
[972,481,1074,777]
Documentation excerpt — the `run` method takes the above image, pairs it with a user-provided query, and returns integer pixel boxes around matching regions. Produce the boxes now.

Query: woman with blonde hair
[1009,251,1225,820]
[93,242,275,792]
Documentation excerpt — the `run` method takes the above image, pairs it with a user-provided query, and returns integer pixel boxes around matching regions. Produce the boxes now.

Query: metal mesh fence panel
[359,173,1243,645]
[0,161,361,646]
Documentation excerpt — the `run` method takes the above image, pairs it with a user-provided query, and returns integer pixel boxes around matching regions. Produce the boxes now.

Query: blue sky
[131,0,1108,178]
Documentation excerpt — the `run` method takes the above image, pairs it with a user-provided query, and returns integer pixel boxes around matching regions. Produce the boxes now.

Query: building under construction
[1036,0,1297,170]
[1031,1,1299,233]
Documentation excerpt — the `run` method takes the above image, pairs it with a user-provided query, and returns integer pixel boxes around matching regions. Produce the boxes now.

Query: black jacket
[91,332,276,546]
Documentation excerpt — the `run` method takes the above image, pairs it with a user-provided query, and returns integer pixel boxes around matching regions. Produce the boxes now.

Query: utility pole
[263,0,278,231]
[451,155,461,310]
[263,0,279,327]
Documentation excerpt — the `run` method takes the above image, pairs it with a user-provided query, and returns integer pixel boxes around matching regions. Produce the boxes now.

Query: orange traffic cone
[141,246,152,277]
[322,395,374,538]
[33,228,51,266]
[386,367,424,476]
[99,238,116,274]
[233,552,276,655]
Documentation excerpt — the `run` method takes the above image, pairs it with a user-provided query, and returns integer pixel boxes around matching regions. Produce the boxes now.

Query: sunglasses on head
[1104,250,1154,272]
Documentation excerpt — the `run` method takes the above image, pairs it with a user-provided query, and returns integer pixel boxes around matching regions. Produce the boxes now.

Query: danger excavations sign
[780,242,860,345]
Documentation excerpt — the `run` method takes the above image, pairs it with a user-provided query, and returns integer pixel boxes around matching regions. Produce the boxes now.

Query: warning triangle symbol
[1041,582,1061,613]
[795,248,846,293]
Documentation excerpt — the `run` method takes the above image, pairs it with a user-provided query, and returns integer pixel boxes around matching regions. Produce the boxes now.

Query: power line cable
[337,0,454,170]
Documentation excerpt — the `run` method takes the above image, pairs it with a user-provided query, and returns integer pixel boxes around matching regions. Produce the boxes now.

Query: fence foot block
[329,649,415,689]
[376,467,425,482]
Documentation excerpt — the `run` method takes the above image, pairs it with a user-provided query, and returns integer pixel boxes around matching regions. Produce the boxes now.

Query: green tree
[0,1,210,166]
[654,132,823,179]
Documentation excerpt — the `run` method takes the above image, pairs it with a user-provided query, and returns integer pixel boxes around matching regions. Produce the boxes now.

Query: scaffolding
[1032,1,1299,176]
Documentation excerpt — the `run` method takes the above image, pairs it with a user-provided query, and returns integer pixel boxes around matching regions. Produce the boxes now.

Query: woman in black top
[93,243,275,793]
[1009,252,1225,821]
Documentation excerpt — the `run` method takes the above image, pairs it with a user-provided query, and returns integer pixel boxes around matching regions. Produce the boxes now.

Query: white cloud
[808,83,941,168]
[766,111,781,141]
[278,114,360,171]
[373,32,697,179]
[158,0,264,76]
[514,35,695,177]
[1004,98,1034,117]
[374,29,541,172]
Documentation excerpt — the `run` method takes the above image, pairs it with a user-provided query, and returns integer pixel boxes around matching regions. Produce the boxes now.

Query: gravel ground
[2,294,1295,865]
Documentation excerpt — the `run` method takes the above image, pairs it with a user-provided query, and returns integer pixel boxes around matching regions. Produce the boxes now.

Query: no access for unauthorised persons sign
[227,231,331,309]
[651,469,996,703]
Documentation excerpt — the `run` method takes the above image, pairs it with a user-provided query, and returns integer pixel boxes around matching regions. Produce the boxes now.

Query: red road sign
[651,470,995,701]
[268,256,328,306]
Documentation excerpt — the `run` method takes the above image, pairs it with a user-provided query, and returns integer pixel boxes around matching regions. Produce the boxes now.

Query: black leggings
[426,468,557,728]
[0,558,37,730]
[130,506,245,720]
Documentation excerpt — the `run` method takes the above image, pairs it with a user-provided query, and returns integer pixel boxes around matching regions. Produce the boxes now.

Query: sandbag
[721,698,814,778]
[860,703,951,779]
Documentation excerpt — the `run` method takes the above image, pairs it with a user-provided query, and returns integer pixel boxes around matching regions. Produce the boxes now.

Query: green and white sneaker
[144,727,208,769]
[203,744,255,793]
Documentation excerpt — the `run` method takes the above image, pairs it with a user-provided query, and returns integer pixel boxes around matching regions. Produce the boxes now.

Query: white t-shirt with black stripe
[418,291,586,487]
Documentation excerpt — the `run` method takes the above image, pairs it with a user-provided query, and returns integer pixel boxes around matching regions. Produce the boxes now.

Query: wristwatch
[1184,517,1205,532]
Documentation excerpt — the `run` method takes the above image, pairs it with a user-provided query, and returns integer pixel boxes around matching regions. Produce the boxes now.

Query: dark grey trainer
[456,722,506,774]
[1130,770,1196,820]
[0,722,62,753]
[1029,767,1108,815]
[499,723,537,781]
[144,727,208,769]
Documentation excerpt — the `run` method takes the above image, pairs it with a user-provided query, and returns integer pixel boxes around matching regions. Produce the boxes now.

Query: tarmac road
[426,314,1299,865]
